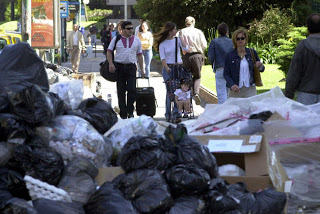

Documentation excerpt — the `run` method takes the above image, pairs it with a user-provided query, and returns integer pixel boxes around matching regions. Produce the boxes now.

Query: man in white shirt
[180,16,207,105]
[107,21,145,119]
[67,24,85,73]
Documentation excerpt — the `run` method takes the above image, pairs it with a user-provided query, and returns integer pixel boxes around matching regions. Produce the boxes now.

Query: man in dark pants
[107,21,145,119]
[180,16,207,105]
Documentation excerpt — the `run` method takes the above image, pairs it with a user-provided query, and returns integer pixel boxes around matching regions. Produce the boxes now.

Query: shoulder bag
[99,35,121,82]
[249,48,263,87]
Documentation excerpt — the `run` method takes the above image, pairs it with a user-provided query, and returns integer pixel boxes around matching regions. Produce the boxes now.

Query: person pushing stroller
[174,79,191,118]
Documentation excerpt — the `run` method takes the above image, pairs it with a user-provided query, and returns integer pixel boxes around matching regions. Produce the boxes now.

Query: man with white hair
[180,16,207,105]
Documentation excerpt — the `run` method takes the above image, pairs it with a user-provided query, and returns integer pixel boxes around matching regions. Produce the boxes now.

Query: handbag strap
[250,48,257,63]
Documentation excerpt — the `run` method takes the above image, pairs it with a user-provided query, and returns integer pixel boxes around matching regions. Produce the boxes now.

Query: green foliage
[291,0,313,26]
[248,40,280,64]
[248,7,293,45]
[275,27,308,76]
[134,0,293,37]
[87,8,112,22]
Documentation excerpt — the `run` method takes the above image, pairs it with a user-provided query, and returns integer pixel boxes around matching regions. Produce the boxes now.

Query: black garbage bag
[0,142,15,167]
[119,135,171,172]
[58,156,98,204]
[164,124,188,146]
[113,169,174,214]
[0,198,37,214]
[249,111,273,121]
[176,135,218,178]
[239,188,287,214]
[6,145,64,185]
[0,96,9,113]
[67,97,118,134]
[85,182,138,214]
[48,92,67,116]
[208,177,230,195]
[0,113,33,144]
[168,196,205,214]
[33,198,86,214]
[8,85,62,126]
[0,42,49,94]
[0,190,12,209]
[165,164,210,198]
[0,167,30,200]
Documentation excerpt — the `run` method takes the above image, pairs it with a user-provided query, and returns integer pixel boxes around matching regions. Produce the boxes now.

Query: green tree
[134,0,293,36]
[291,0,313,26]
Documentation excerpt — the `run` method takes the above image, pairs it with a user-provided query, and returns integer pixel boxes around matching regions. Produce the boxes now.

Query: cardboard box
[72,73,96,91]
[193,135,274,192]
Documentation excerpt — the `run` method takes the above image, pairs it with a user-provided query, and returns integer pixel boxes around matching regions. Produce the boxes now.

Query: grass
[201,64,286,95]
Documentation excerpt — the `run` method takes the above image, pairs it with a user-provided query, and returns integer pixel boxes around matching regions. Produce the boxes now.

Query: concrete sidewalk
[61,44,206,121]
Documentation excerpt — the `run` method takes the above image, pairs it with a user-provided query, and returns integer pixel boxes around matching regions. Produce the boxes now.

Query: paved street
[61,42,206,121]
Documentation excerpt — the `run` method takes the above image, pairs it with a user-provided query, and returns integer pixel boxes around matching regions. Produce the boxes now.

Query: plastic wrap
[106,115,158,156]
[36,115,113,167]
[50,80,84,110]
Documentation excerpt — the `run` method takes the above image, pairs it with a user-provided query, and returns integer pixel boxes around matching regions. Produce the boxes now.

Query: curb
[151,59,218,104]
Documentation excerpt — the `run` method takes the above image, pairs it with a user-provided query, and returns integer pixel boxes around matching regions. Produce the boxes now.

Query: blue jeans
[162,67,179,119]
[138,49,153,78]
[297,91,320,105]
[215,68,228,104]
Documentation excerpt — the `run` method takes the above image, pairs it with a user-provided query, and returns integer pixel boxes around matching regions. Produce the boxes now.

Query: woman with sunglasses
[154,22,188,122]
[224,28,265,98]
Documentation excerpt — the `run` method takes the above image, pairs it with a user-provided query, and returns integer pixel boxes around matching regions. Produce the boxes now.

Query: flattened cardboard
[95,166,124,186]
[193,135,267,176]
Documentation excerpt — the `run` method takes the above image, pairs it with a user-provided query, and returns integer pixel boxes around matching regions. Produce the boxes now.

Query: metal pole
[21,0,31,45]
[78,0,81,26]
[124,0,127,20]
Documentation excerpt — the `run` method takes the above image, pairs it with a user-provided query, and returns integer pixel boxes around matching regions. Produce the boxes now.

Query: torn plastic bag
[33,198,85,214]
[119,135,171,172]
[113,169,174,213]
[0,43,49,95]
[207,193,242,214]
[58,156,98,204]
[85,182,138,214]
[0,198,37,214]
[164,124,188,146]
[0,113,33,145]
[6,145,64,185]
[165,164,210,198]
[35,115,112,167]
[239,188,287,214]
[176,135,218,178]
[8,85,64,126]
[68,97,118,134]
[106,115,158,159]
[50,80,84,110]
[0,167,30,200]
[168,196,205,214]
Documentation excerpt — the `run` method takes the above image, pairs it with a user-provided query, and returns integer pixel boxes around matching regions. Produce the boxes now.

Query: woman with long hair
[224,28,265,98]
[154,22,188,122]
[137,21,153,78]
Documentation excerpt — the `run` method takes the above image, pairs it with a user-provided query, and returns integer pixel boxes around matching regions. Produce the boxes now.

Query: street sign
[60,1,69,18]
[68,2,80,13]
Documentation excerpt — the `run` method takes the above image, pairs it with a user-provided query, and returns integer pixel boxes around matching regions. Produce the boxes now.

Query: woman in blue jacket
[224,28,264,98]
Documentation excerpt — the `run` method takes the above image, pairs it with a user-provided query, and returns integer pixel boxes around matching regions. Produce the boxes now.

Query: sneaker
[194,94,201,105]
[128,114,134,118]
[183,113,188,118]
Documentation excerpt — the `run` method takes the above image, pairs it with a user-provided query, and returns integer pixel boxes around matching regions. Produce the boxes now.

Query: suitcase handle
[136,77,150,87]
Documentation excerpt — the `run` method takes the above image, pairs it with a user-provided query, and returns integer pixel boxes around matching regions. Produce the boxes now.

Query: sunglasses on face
[236,37,245,41]
[125,27,133,30]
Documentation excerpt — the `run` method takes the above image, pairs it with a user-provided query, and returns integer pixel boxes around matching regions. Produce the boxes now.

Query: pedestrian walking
[89,24,98,45]
[285,13,320,105]
[137,21,153,78]
[224,28,265,98]
[154,22,188,122]
[180,16,207,105]
[208,22,233,104]
[67,24,85,73]
[101,24,111,55]
[107,21,145,119]
[134,18,144,36]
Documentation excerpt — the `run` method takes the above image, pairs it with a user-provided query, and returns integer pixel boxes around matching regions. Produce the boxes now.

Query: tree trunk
[11,0,15,21]
[0,0,8,21]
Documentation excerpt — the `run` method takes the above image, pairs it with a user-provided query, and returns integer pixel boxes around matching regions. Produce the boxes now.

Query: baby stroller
[166,65,194,122]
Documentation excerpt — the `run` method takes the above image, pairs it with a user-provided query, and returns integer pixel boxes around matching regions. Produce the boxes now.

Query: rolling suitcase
[136,77,157,117]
